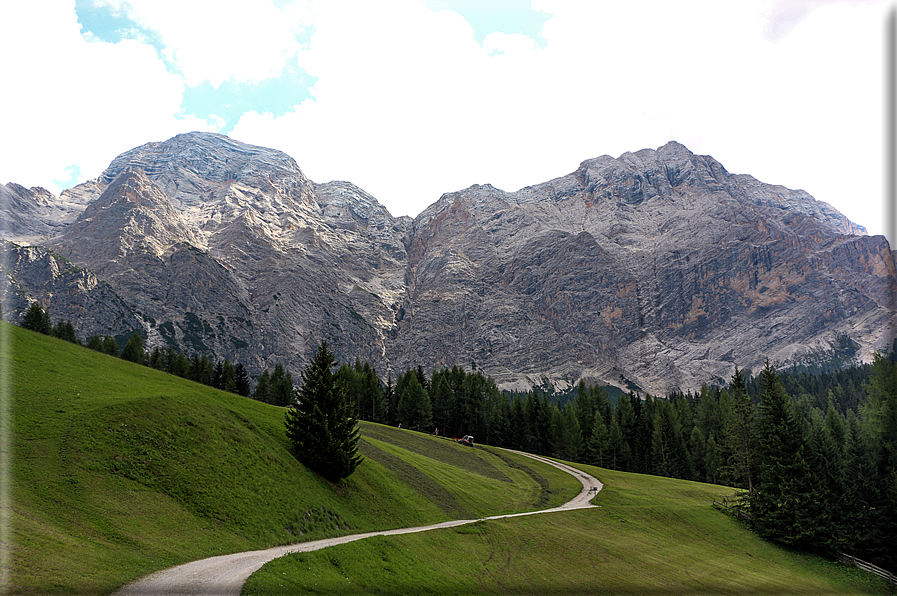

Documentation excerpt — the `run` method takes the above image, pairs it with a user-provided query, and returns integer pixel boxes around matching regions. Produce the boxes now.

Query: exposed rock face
[1,242,143,341]
[0,183,89,243]
[2,133,894,394]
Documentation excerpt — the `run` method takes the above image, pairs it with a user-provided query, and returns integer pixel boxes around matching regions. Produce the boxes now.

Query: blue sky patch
[421,0,551,46]
[75,0,163,48]
[52,164,83,192]
[181,63,316,133]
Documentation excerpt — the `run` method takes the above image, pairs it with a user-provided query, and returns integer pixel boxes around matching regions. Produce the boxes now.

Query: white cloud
[92,0,312,87]
[0,0,890,244]
[231,0,889,242]
[0,1,215,195]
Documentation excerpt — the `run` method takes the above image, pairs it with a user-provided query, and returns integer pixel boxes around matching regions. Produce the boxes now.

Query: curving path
[113,449,603,596]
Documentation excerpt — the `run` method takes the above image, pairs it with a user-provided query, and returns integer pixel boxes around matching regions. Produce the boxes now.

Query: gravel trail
[113,449,602,596]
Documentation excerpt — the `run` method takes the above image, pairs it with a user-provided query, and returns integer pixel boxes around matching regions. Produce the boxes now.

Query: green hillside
[5,323,892,594]
[5,324,578,595]
[245,468,892,595]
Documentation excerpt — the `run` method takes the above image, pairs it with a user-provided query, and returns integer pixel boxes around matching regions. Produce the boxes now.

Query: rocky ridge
[2,133,894,394]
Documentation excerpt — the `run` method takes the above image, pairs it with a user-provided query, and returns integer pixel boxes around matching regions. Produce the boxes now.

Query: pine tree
[254,370,271,403]
[704,432,722,484]
[608,414,627,471]
[22,302,50,334]
[585,409,610,467]
[121,333,145,364]
[752,360,816,548]
[729,366,756,495]
[171,351,190,378]
[397,371,432,432]
[149,347,165,370]
[221,359,236,393]
[52,320,80,344]
[651,400,692,480]
[86,335,103,352]
[234,363,251,397]
[284,342,363,482]
[101,336,119,357]
[271,363,294,407]
[360,363,384,422]
[863,353,897,568]
[212,360,224,389]
[430,372,455,435]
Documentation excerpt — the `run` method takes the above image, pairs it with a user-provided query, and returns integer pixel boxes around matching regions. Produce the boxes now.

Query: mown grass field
[6,322,894,595]
[244,467,893,595]
[6,323,577,594]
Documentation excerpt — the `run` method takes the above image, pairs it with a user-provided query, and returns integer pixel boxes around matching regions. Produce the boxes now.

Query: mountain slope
[2,133,894,393]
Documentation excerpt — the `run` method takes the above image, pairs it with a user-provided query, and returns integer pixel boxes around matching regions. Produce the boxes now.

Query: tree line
[20,302,259,397]
[334,354,896,572]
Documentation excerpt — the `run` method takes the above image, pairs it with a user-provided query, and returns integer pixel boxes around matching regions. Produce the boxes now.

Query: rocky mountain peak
[50,168,198,263]
[0,182,85,244]
[2,134,893,395]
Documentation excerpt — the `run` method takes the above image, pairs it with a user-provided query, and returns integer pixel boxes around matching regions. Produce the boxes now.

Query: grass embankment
[244,467,893,595]
[7,324,578,595]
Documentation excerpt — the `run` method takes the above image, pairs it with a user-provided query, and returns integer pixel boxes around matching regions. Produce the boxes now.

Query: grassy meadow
[5,323,893,594]
[6,324,576,594]
[244,467,892,595]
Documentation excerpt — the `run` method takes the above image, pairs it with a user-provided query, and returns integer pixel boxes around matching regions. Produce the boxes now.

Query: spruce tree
[22,302,50,334]
[234,363,251,397]
[254,369,271,403]
[729,366,756,495]
[396,371,432,432]
[752,360,816,548]
[221,359,236,393]
[430,372,454,435]
[101,336,119,357]
[271,363,294,407]
[284,342,363,482]
[52,320,80,344]
[121,333,145,364]
[586,409,610,467]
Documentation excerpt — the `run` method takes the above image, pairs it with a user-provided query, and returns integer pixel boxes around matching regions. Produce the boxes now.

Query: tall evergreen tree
[149,347,165,370]
[221,359,237,393]
[22,302,50,334]
[651,400,692,479]
[728,366,756,495]
[101,336,119,357]
[608,414,627,470]
[270,363,294,407]
[862,354,897,568]
[396,371,433,432]
[51,320,80,344]
[361,363,386,423]
[430,372,455,435]
[254,369,271,403]
[86,334,104,352]
[585,409,610,467]
[752,360,817,548]
[234,363,251,397]
[284,342,363,482]
[121,333,145,364]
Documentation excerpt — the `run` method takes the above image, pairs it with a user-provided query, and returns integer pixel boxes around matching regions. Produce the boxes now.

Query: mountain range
[2,132,894,394]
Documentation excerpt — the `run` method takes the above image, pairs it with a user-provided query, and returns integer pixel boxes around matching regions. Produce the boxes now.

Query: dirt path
[113,449,603,596]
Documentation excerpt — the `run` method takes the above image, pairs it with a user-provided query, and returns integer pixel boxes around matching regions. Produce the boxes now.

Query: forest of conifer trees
[336,355,897,572]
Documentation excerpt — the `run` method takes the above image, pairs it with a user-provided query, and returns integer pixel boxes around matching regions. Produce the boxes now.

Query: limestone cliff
[2,133,893,394]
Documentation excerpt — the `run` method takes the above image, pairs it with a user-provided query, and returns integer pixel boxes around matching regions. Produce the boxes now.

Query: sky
[0,0,894,243]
